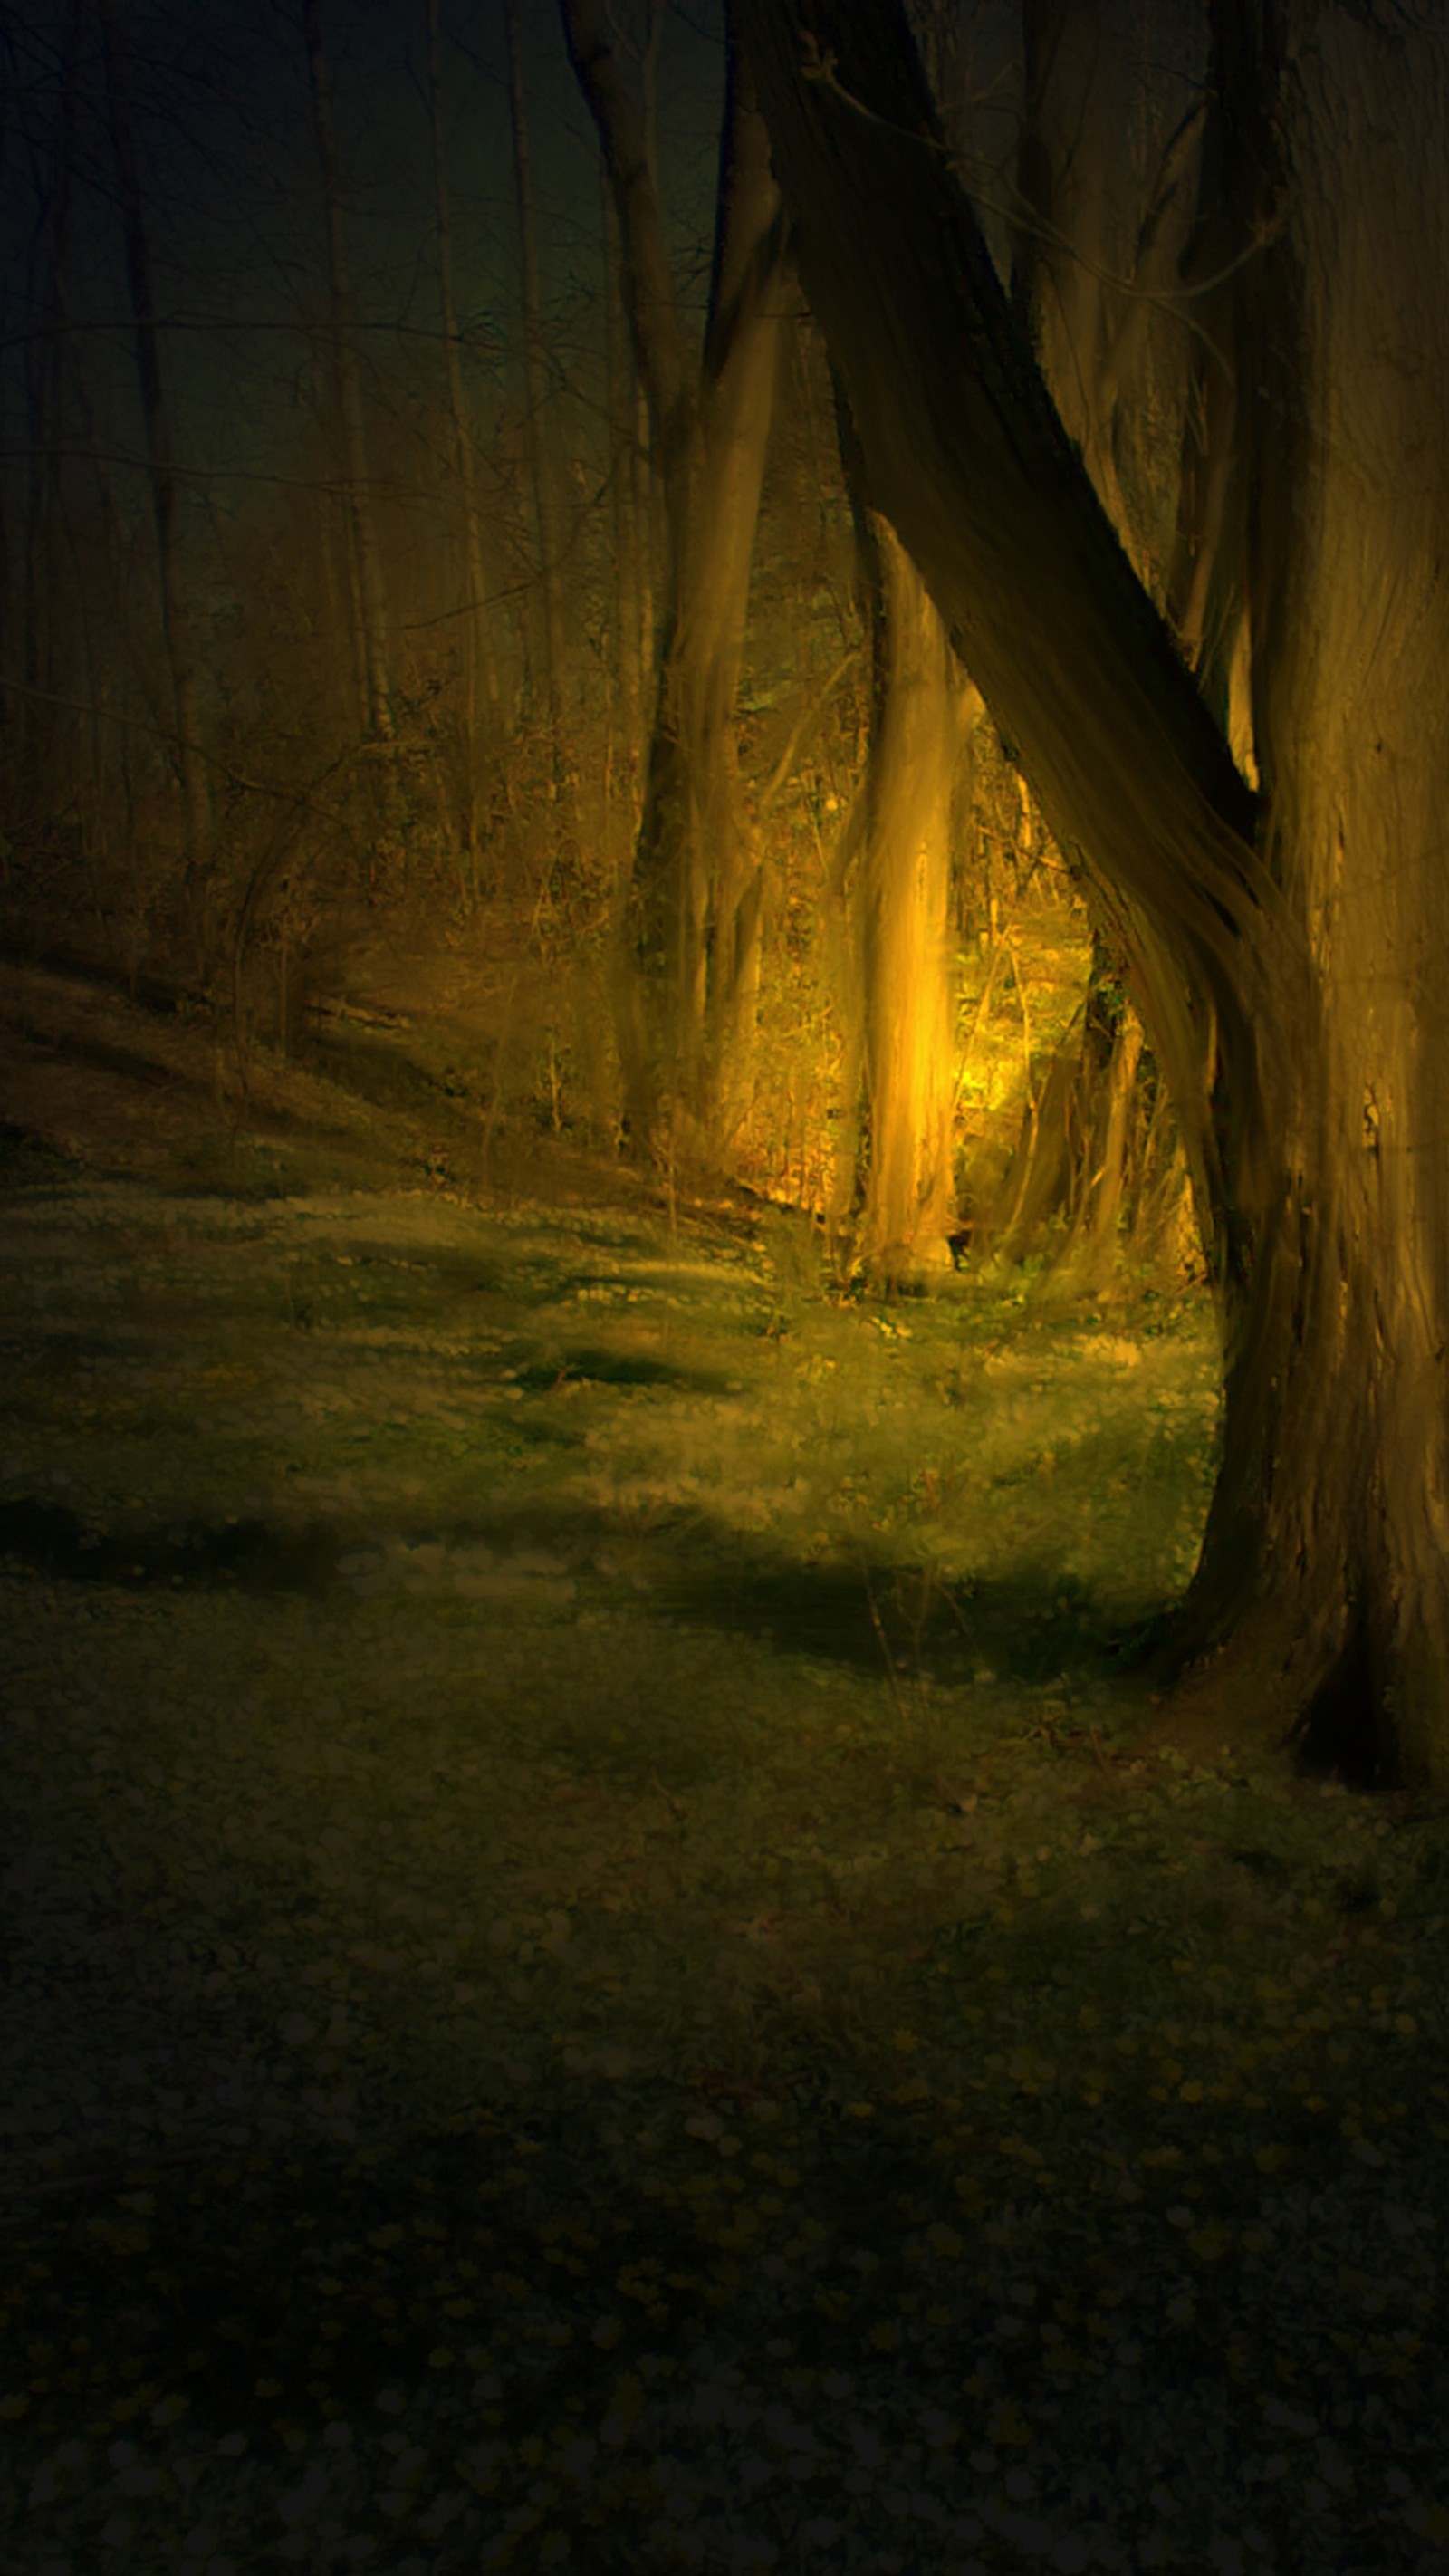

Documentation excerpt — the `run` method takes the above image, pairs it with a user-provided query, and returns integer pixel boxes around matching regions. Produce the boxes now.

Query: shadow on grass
[0,1489,1167,1685]
[7,1021,200,1094]
[508,1345,729,1395]
[0,1497,338,1596]
[0,1121,81,1186]
[656,1534,1142,1687]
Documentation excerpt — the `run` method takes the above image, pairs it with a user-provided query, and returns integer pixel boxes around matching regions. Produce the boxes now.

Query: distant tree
[504,0,565,768]
[600,172,648,831]
[741,0,1449,1787]
[98,0,212,946]
[303,0,392,749]
[427,0,500,902]
[561,0,790,1166]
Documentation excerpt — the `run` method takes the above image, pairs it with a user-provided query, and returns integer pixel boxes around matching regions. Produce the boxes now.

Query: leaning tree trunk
[738,0,1449,1787]
[999,0,1201,1296]
[562,0,788,1164]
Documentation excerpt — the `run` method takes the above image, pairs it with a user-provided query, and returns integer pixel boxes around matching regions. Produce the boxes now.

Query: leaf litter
[1,1171,1448,2571]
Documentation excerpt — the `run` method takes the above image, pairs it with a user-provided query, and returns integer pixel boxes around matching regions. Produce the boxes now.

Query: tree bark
[562,0,788,1162]
[303,0,392,746]
[1166,0,1273,782]
[1184,1,1449,1784]
[739,0,1449,1786]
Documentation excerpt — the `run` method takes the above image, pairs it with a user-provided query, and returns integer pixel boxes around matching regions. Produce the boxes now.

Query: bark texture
[740,0,1449,1783]
[1191,2,1449,1783]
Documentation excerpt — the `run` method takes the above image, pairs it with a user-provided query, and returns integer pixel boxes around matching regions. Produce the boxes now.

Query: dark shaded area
[0,2062,1437,2569]
[297,1023,467,1122]
[659,1536,1112,1685]
[0,1498,337,1595]
[509,1343,727,1393]
[0,1485,1146,1688]
[0,1122,77,1185]
[1224,1843,1291,1884]
[5,937,201,1022]
[1291,1610,1385,1789]
[8,1020,198,1094]
[1,2092,1010,2447]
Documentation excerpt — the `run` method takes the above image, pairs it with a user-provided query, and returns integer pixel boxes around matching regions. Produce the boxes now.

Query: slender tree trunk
[504,0,564,766]
[427,0,498,899]
[96,0,211,928]
[602,176,643,821]
[835,418,974,1283]
[561,0,787,1162]
[303,0,391,745]
[741,0,1449,1787]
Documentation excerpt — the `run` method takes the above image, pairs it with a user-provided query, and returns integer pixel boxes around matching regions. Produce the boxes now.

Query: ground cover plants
[3,1006,1449,2576]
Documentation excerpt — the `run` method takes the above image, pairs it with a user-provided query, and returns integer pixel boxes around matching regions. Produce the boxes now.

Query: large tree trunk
[739,0,1449,1787]
[562,0,788,1164]
[1185,2,1449,1785]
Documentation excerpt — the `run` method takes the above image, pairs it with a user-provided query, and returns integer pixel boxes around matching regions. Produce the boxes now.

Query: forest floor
[3,956,1449,2576]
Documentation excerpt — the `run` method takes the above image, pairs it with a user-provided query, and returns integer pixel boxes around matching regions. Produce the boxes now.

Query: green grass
[2,1173,1447,2572]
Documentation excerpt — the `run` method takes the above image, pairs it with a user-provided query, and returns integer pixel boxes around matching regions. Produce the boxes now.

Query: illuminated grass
[2,1177,1447,2571]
